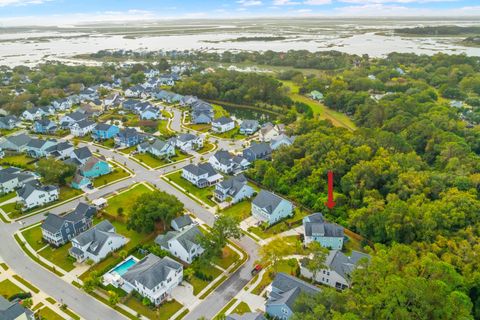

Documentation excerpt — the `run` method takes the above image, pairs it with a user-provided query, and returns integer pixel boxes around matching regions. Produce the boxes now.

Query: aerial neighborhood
[0,55,373,320]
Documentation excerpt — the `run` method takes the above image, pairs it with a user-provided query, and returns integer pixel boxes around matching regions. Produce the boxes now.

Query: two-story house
[41,202,97,246]
[69,220,126,263]
[300,250,370,290]
[33,119,57,134]
[60,111,87,128]
[0,133,31,152]
[121,254,183,306]
[239,120,260,135]
[24,138,58,158]
[209,150,250,174]
[181,163,223,188]
[92,123,120,141]
[155,224,204,264]
[303,213,344,250]
[79,156,111,178]
[266,273,321,320]
[69,146,92,165]
[70,119,96,137]
[251,190,293,226]
[214,174,254,204]
[0,296,34,320]
[0,167,37,194]
[259,123,285,142]
[212,116,235,133]
[171,133,203,152]
[45,141,74,160]
[22,107,46,121]
[140,107,161,120]
[270,134,296,150]
[17,182,59,210]
[242,142,272,162]
[115,128,144,148]
[137,139,175,158]
[0,115,20,130]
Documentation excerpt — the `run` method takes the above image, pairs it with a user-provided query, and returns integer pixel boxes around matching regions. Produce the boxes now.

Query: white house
[137,139,175,158]
[70,120,96,137]
[300,250,370,290]
[259,123,285,142]
[17,182,59,210]
[121,254,183,306]
[171,215,195,231]
[251,190,293,226]
[209,150,250,174]
[270,134,296,150]
[181,163,223,188]
[69,220,126,263]
[0,170,19,194]
[22,107,45,121]
[214,174,254,204]
[155,225,204,264]
[172,133,203,152]
[212,116,235,133]
[60,111,87,128]
[125,85,144,98]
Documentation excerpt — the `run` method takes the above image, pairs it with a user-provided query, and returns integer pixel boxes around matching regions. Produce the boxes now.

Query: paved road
[0,107,259,320]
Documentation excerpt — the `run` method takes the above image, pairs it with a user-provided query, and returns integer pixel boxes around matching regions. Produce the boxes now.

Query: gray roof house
[239,120,260,135]
[0,296,34,320]
[69,220,126,263]
[251,190,293,226]
[121,254,183,305]
[155,224,204,263]
[270,134,296,151]
[266,273,320,320]
[242,142,272,162]
[226,313,266,320]
[70,146,92,165]
[41,202,96,247]
[45,141,74,160]
[0,115,20,130]
[300,250,370,290]
[17,182,59,210]
[214,174,254,204]
[208,150,250,174]
[0,133,31,152]
[171,215,195,231]
[303,212,344,250]
[181,163,223,188]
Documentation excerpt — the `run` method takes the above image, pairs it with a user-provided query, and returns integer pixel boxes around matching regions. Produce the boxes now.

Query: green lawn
[166,171,217,206]
[220,200,252,221]
[36,306,65,320]
[211,127,245,140]
[93,166,130,188]
[0,279,24,299]
[124,297,182,320]
[0,192,16,204]
[157,119,172,136]
[189,265,223,296]
[38,243,75,272]
[212,104,229,118]
[197,141,216,154]
[2,202,20,216]
[12,275,39,293]
[186,123,211,132]
[97,139,115,149]
[231,302,251,315]
[0,154,36,170]
[134,152,191,169]
[58,186,84,203]
[213,246,240,270]
[22,225,45,251]
[104,183,154,218]
[118,146,136,155]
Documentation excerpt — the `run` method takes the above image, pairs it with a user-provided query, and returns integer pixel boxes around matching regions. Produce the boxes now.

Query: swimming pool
[112,257,137,276]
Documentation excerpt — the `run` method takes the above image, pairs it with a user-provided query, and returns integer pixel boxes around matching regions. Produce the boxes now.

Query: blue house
[303,213,344,250]
[115,128,144,148]
[92,123,120,140]
[33,119,57,134]
[266,273,320,320]
[251,190,293,226]
[79,156,111,178]
[71,173,92,190]
[140,107,160,120]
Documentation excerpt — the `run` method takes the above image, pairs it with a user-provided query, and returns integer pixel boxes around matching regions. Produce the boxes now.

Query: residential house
[191,101,214,124]
[266,273,321,320]
[0,167,37,194]
[71,173,92,190]
[212,116,235,133]
[309,90,324,101]
[0,148,3,159]
[52,98,73,111]
[115,128,144,148]
[300,250,370,290]
[243,142,272,162]
[24,138,57,158]
[181,163,223,188]
[70,119,96,137]
[171,133,203,152]
[41,202,96,246]
[137,139,175,158]
[104,93,120,109]
[0,296,34,320]
[79,103,103,118]
[45,141,74,160]
[70,146,92,165]
[17,182,59,210]
[92,123,119,141]
[171,215,195,231]
[259,123,285,142]
[270,134,296,151]
[251,190,293,226]
[239,120,259,135]
[180,95,198,106]
[122,99,141,112]
[140,106,161,120]
[79,156,111,178]
[125,85,144,98]
[120,254,183,306]
[155,224,205,263]
[226,313,266,320]
[145,69,160,78]
[303,213,344,250]
[79,88,98,101]
[0,115,20,130]
[21,107,45,121]
[69,220,126,263]
[209,150,250,174]
[60,111,87,128]
[33,119,57,134]
[214,174,254,204]
[0,133,31,152]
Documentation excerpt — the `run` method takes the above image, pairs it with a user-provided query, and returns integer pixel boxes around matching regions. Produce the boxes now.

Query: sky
[0,0,479,26]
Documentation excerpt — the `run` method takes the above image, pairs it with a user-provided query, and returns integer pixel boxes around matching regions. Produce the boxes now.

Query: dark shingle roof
[252,190,286,215]
[0,296,33,320]
[72,146,92,160]
[213,116,234,125]
[171,215,193,230]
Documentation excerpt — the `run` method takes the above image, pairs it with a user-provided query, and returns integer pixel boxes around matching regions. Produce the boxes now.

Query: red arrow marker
[325,171,336,209]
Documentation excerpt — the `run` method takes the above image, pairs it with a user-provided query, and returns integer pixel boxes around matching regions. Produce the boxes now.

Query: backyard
[165,171,217,207]
[0,153,36,170]
[103,183,155,218]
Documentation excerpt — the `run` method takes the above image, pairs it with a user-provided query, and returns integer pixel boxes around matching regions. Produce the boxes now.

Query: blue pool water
[112,258,137,276]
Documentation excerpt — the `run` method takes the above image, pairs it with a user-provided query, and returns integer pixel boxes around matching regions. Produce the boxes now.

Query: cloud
[304,0,331,4]
[237,0,263,6]
[0,0,50,6]
[273,0,301,5]
[340,0,457,3]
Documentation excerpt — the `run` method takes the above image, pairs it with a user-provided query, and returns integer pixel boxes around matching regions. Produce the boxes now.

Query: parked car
[251,264,263,276]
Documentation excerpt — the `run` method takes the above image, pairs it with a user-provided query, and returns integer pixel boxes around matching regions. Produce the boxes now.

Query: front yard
[165,171,217,207]
[92,165,130,188]
[133,152,191,169]
[213,246,240,270]
[103,183,154,218]
[124,297,182,320]
[197,141,216,154]
[0,279,25,298]
[211,127,245,140]
[35,306,65,320]
[220,200,252,221]
[188,264,223,296]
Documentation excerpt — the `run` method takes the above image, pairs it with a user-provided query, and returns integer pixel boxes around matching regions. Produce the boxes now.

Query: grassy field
[22,225,45,251]
[104,183,154,218]
[36,306,65,320]
[197,141,216,154]
[251,258,299,295]
[134,152,191,169]
[124,297,182,320]
[0,192,16,204]
[0,279,24,298]
[282,80,357,131]
[189,266,223,296]
[211,127,245,140]
[0,154,36,170]
[212,246,240,270]
[118,146,136,155]
[220,200,252,221]
[92,166,130,188]
[186,123,211,132]
[38,243,75,272]
[231,302,251,315]
[166,171,216,206]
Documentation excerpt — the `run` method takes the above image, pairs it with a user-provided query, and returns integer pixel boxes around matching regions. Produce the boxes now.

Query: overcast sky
[0,0,479,26]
